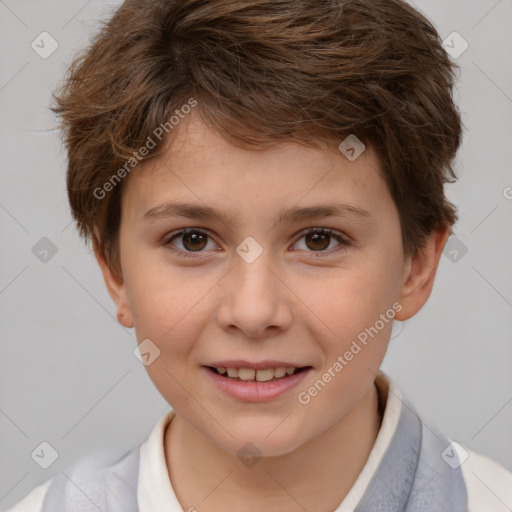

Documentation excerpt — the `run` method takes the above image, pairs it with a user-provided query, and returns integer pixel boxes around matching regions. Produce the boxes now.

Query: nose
[216,250,293,339]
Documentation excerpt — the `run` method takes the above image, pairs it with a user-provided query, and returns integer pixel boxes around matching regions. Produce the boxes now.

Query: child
[7,0,511,510]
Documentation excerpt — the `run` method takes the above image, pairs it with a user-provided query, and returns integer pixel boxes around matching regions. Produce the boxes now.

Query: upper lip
[205,360,310,370]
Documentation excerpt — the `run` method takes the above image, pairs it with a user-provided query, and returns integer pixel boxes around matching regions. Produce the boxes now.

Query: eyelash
[163,227,350,259]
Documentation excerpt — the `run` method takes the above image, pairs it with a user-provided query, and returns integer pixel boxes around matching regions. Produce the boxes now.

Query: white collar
[137,371,403,512]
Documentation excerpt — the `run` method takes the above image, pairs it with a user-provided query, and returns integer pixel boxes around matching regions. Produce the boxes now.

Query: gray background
[1,0,511,509]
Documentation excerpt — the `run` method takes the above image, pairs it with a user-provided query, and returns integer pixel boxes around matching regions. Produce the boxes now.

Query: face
[98,113,446,457]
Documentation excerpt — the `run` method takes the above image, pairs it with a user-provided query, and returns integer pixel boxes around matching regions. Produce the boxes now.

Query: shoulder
[461,447,512,512]
[4,446,141,512]
[3,479,53,512]
[382,374,512,510]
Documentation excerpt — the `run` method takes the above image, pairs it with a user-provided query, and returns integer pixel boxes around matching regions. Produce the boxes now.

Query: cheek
[125,264,215,402]
[293,256,401,406]
[123,246,208,336]
[304,260,400,340]
[294,277,396,431]
[122,263,215,401]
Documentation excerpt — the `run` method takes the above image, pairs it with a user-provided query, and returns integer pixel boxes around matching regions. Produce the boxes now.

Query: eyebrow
[143,201,372,225]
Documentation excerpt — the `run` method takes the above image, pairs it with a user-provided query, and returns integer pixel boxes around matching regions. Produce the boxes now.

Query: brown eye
[181,231,208,251]
[293,228,348,255]
[166,229,216,257]
[305,231,331,251]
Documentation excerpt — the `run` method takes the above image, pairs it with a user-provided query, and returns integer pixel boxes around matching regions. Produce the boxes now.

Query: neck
[165,382,381,512]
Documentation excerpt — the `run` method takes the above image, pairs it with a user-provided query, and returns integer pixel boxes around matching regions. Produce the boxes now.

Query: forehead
[121,113,395,225]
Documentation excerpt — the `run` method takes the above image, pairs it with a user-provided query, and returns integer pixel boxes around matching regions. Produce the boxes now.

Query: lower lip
[202,367,312,402]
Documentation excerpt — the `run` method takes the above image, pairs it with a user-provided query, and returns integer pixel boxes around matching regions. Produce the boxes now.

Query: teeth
[216,366,299,381]
[227,367,238,378]
[274,367,287,378]
[255,368,274,382]
[238,368,256,380]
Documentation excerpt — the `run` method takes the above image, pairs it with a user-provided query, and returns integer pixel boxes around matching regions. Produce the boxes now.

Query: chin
[210,420,309,459]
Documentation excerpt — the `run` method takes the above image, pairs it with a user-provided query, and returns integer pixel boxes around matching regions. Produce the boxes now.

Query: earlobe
[92,237,135,329]
[395,225,451,321]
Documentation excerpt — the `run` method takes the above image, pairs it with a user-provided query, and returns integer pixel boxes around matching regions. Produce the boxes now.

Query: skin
[95,112,449,512]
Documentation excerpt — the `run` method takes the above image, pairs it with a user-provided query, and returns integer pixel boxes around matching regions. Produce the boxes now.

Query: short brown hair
[52,0,463,275]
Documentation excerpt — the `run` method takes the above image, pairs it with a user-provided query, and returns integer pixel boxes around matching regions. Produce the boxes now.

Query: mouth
[204,365,312,382]
[203,363,313,402]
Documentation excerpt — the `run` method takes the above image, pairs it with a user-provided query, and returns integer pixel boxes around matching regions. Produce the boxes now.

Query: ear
[92,236,134,328]
[395,224,451,321]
